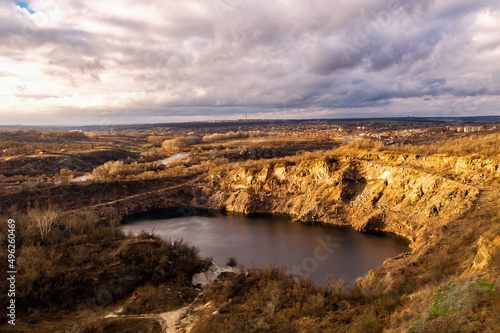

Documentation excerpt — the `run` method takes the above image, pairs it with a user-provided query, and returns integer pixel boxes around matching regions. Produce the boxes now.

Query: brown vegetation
[340,132,500,159]
[0,130,90,157]
[162,136,202,150]
[26,206,61,240]
[0,149,137,177]
[201,130,267,143]
[91,161,165,181]
[1,125,499,332]
[78,317,162,333]
[161,131,268,150]
[0,210,211,330]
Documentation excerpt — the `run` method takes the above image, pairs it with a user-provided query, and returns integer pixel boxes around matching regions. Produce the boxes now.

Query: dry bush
[294,149,332,162]
[91,160,125,180]
[301,293,326,316]
[90,158,201,182]
[226,256,238,267]
[147,135,171,146]
[117,234,212,285]
[161,136,202,149]
[27,206,61,240]
[91,160,164,180]
[202,131,266,143]
[325,275,348,306]
[352,309,382,333]
[152,164,200,180]
[16,245,62,305]
[4,212,210,315]
[191,266,344,332]
[0,130,91,155]
[341,139,384,151]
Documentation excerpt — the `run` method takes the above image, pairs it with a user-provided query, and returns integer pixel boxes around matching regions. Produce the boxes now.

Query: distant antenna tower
[245,113,248,121]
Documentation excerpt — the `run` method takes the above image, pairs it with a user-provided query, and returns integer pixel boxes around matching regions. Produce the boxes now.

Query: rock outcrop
[192,264,240,286]
[202,156,479,241]
[469,224,500,272]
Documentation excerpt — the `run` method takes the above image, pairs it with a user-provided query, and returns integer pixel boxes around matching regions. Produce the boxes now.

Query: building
[456,126,484,133]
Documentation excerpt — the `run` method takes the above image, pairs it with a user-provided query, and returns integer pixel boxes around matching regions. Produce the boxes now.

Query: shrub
[117,235,212,285]
[0,209,211,317]
[147,135,171,146]
[91,161,164,180]
[202,131,266,143]
[27,206,61,241]
[352,309,382,333]
[191,265,336,332]
[226,257,238,267]
[162,136,202,149]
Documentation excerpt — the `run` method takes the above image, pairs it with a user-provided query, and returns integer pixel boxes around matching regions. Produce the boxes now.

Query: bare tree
[27,207,60,240]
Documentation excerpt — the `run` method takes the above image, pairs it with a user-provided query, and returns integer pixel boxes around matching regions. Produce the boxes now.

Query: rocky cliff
[201,156,479,241]
[357,152,500,185]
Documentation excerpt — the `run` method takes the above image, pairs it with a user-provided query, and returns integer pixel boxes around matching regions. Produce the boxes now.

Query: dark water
[122,215,410,285]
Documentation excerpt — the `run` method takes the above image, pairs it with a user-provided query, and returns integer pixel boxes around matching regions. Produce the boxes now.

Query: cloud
[0,0,499,124]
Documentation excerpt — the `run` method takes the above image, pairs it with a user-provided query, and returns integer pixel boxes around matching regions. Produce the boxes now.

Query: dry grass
[395,133,500,158]
[91,160,165,181]
[339,132,500,160]
[0,210,211,329]
[78,317,162,333]
[202,131,267,143]
[406,277,499,333]
[162,136,202,149]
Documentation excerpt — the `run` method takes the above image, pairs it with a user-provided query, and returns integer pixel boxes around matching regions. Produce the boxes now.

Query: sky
[1,0,500,125]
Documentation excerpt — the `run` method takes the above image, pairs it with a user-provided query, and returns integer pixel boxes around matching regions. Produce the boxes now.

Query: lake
[122,214,410,285]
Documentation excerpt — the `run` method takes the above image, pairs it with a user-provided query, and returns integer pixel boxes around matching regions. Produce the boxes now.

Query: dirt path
[67,174,205,214]
[105,307,182,332]
[101,294,207,333]
[103,305,181,332]
[161,308,186,333]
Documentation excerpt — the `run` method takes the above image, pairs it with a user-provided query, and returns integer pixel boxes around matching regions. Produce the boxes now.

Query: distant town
[1,117,499,157]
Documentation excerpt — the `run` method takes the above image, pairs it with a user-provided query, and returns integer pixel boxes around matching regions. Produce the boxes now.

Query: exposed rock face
[358,152,500,186]
[192,265,221,286]
[469,234,500,272]
[202,157,479,240]
[192,264,240,286]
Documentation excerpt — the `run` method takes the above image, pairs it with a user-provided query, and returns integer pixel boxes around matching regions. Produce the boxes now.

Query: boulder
[192,264,240,286]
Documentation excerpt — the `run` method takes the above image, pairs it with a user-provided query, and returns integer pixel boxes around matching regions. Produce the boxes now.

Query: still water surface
[122,215,409,285]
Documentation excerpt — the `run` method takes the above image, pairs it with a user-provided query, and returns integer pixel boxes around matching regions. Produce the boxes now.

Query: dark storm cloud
[0,0,499,124]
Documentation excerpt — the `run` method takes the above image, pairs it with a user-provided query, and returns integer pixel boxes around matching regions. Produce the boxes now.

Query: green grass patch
[476,279,496,294]
[410,279,497,332]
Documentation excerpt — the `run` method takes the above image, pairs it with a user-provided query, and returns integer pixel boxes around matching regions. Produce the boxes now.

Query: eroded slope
[202,156,479,241]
